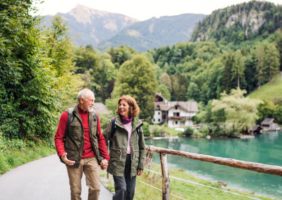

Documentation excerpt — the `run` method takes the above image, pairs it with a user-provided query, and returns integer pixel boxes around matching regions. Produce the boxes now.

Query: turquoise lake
[145,131,282,199]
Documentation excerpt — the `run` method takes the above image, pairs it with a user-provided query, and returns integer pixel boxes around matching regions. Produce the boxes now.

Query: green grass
[248,78,282,101]
[163,127,183,135]
[134,163,276,200]
[0,144,56,175]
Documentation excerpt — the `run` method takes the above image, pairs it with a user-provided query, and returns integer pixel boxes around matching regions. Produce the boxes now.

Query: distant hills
[41,4,139,47]
[190,1,282,44]
[97,14,205,52]
[41,4,205,52]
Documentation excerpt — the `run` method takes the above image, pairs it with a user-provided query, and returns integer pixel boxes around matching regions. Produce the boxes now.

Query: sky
[33,0,282,21]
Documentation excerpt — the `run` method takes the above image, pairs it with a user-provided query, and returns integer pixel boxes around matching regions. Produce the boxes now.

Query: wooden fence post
[107,141,110,179]
[145,151,154,170]
[160,153,170,200]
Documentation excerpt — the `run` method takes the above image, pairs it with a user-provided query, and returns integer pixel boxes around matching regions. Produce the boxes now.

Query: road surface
[0,154,113,200]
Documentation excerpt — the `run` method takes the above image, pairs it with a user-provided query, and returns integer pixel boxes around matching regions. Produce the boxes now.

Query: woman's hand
[137,169,143,176]
[100,159,108,170]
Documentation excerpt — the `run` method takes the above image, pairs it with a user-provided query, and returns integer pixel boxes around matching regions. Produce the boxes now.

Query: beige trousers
[66,157,100,200]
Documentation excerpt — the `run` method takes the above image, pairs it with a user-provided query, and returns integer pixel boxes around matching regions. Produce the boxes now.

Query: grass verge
[164,127,183,135]
[248,78,282,101]
[0,143,56,175]
[100,163,276,200]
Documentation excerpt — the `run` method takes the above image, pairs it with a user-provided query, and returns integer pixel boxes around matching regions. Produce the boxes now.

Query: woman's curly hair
[116,95,140,118]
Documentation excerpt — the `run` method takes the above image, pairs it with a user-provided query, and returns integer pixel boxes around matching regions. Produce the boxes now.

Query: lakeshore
[145,131,282,199]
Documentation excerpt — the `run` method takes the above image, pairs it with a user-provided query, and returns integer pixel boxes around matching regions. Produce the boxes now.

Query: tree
[212,88,262,130]
[231,50,245,88]
[186,82,199,101]
[264,43,280,85]
[0,0,59,140]
[159,73,172,92]
[115,55,157,121]
[255,44,266,89]
[157,84,171,101]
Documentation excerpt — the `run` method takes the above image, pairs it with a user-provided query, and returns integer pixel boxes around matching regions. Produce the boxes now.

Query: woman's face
[118,100,130,118]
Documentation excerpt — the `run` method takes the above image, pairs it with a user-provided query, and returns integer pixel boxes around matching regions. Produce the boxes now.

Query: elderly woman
[103,95,145,200]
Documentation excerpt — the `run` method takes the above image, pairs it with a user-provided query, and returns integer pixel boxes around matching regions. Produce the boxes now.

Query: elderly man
[54,89,110,200]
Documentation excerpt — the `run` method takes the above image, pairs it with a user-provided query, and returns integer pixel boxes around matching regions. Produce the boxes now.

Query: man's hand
[100,159,108,170]
[61,153,75,166]
[137,169,143,176]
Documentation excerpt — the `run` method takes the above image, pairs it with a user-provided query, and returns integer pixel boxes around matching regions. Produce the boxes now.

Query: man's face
[80,94,95,112]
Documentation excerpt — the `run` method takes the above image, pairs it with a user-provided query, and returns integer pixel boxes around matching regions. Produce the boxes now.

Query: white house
[152,93,198,128]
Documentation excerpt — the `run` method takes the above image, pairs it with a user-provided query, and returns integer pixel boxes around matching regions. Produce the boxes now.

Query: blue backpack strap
[110,117,116,147]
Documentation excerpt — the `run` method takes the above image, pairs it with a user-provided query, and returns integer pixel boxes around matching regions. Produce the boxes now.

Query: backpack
[109,117,142,147]
[63,107,97,142]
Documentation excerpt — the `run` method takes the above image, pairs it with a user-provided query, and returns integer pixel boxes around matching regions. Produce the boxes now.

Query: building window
[158,119,160,122]
[153,119,155,122]
[158,112,160,115]
[175,121,178,125]
[175,106,178,109]
[173,112,180,116]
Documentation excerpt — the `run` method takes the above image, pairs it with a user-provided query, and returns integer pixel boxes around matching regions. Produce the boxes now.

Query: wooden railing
[144,145,282,200]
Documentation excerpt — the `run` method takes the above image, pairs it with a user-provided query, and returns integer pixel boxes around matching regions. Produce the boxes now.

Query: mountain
[41,4,139,47]
[190,1,282,44]
[97,14,205,52]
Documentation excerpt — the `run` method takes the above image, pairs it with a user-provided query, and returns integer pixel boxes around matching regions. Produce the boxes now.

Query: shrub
[142,124,151,137]
[199,125,209,136]
[183,126,194,136]
[152,126,161,137]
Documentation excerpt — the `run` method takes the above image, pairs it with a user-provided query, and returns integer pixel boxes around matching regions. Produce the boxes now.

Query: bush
[152,126,161,137]
[142,124,151,137]
[99,113,113,129]
[199,125,209,136]
[183,126,194,136]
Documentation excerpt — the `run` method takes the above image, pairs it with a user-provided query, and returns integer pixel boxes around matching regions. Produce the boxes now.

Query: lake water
[145,131,282,199]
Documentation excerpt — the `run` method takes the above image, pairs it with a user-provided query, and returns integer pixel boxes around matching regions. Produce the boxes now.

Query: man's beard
[87,106,93,112]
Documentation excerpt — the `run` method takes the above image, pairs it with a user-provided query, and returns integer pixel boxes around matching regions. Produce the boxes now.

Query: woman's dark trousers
[113,154,136,200]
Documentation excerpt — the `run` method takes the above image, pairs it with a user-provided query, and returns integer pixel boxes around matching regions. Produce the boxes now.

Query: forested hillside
[191,1,282,46]
[41,4,139,47]
[97,14,205,52]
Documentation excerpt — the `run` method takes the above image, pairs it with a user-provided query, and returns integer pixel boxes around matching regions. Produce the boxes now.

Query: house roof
[261,118,277,125]
[154,101,198,112]
[94,103,112,115]
[250,125,261,131]
[155,93,168,102]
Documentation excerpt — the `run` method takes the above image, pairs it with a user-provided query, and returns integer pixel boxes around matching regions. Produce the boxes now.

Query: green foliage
[142,124,150,137]
[191,1,282,44]
[157,84,171,101]
[98,113,113,130]
[0,1,59,140]
[159,73,172,92]
[105,98,119,115]
[264,43,280,84]
[199,125,209,136]
[152,126,161,137]
[212,88,263,130]
[115,54,158,121]
[183,126,194,136]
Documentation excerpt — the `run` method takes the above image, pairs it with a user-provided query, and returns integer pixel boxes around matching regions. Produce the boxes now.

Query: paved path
[0,154,113,200]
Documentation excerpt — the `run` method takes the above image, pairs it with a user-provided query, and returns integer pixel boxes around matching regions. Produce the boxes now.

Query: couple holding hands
[54,88,145,200]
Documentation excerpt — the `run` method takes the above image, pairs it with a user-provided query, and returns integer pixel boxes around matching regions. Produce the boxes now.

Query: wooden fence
[144,145,282,200]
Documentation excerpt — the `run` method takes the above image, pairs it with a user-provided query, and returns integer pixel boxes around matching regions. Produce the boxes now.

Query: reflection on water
[145,131,282,199]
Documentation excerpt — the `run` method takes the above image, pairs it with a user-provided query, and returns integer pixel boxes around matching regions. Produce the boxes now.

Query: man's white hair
[78,89,95,102]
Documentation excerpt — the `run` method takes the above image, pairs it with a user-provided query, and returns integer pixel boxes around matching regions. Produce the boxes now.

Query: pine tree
[265,43,280,85]
[231,50,245,88]
[256,44,266,89]
[159,73,172,92]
